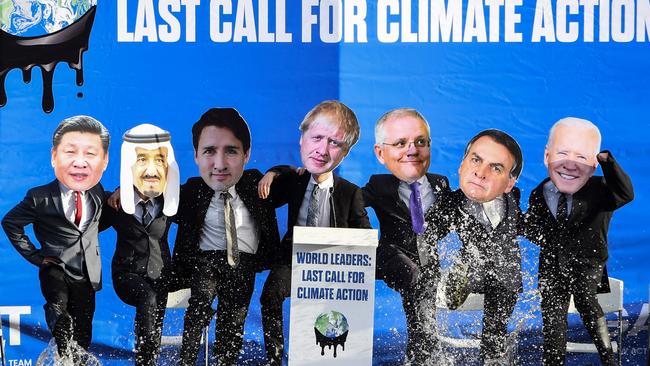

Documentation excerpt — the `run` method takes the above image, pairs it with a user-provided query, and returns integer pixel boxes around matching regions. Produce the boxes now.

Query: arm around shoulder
[349,186,372,229]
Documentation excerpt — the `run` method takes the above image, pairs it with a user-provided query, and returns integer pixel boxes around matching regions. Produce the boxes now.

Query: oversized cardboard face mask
[120,124,179,216]
[544,124,598,194]
[458,136,516,203]
[132,147,168,199]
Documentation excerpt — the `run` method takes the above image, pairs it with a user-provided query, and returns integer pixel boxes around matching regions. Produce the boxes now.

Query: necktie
[74,191,82,227]
[483,200,503,229]
[409,182,425,235]
[222,192,239,267]
[140,200,153,227]
[306,184,321,227]
[556,193,568,223]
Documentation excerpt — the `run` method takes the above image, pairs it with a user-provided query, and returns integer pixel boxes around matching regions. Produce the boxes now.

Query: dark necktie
[222,192,239,267]
[306,184,321,227]
[409,182,425,235]
[556,193,568,223]
[137,200,162,278]
[140,200,153,227]
[74,191,82,227]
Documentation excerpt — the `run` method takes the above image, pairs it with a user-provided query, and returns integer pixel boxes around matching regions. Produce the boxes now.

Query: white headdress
[120,124,179,216]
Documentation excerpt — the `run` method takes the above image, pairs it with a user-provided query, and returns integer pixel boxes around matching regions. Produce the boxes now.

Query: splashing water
[36,338,102,366]
[422,232,542,366]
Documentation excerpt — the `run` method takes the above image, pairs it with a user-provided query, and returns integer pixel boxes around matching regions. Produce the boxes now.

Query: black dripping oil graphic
[314,328,349,358]
[0,5,97,113]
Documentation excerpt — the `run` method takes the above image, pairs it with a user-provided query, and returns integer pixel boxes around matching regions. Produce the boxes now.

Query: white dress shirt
[133,192,162,225]
[398,175,436,214]
[297,174,334,227]
[199,186,259,254]
[398,175,436,265]
[59,183,93,232]
[543,180,574,219]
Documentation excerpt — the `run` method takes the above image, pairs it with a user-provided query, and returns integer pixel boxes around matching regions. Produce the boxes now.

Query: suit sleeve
[98,190,115,231]
[424,190,454,242]
[266,165,298,208]
[521,190,544,245]
[1,191,44,267]
[348,187,372,229]
[361,177,378,208]
[599,151,634,210]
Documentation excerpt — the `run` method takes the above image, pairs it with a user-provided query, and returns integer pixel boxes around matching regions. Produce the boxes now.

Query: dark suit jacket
[266,167,372,265]
[362,173,450,275]
[2,179,106,290]
[427,188,523,293]
[100,197,172,281]
[523,151,634,290]
[171,170,281,289]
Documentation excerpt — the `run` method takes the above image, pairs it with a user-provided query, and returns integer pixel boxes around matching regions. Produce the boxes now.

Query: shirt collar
[399,174,428,188]
[482,194,505,212]
[58,182,86,197]
[309,174,334,190]
[133,189,152,206]
[216,185,239,200]
[543,179,561,195]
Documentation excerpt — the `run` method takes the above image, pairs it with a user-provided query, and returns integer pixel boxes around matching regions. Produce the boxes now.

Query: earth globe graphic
[314,311,349,357]
[0,0,98,113]
[1,0,97,36]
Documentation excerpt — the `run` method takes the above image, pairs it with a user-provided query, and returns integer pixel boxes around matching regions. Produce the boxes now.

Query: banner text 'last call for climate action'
[294,251,372,302]
[118,0,650,43]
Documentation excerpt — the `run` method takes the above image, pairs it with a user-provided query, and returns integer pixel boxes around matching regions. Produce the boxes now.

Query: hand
[258,171,278,199]
[296,167,307,175]
[597,151,609,161]
[108,188,121,209]
[42,257,60,267]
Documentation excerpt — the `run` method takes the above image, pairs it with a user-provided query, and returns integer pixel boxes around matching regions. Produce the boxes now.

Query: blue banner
[1,0,648,364]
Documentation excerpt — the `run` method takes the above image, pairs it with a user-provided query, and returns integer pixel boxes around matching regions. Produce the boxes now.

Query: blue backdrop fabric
[0,0,648,365]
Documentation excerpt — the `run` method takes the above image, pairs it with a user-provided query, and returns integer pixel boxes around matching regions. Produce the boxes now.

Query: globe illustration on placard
[0,0,98,113]
[314,311,349,358]
[1,0,97,36]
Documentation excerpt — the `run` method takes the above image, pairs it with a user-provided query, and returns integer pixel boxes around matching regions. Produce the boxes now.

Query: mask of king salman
[120,124,179,216]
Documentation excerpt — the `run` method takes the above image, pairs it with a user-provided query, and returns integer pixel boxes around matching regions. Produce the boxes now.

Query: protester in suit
[2,116,109,359]
[361,108,449,364]
[425,129,524,363]
[257,100,371,366]
[171,108,280,366]
[101,124,179,366]
[523,117,634,366]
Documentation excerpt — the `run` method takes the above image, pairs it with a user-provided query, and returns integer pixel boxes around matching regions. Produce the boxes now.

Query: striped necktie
[222,192,239,267]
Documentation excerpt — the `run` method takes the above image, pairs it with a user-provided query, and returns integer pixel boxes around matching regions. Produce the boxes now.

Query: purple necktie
[409,182,425,235]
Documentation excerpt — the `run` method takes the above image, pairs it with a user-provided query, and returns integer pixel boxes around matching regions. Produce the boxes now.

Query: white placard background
[288,227,378,366]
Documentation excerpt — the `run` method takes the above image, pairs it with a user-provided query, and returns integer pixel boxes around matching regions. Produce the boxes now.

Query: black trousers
[540,257,615,366]
[260,264,292,365]
[481,282,518,361]
[39,264,95,350]
[180,251,256,366]
[379,252,438,365]
[113,272,168,366]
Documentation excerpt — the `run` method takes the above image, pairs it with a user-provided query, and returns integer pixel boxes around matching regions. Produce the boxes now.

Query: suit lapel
[289,173,310,226]
[88,184,103,221]
[49,180,66,219]
[388,175,410,219]
[236,177,259,227]
[330,175,341,227]
[567,188,588,225]
[426,173,448,194]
